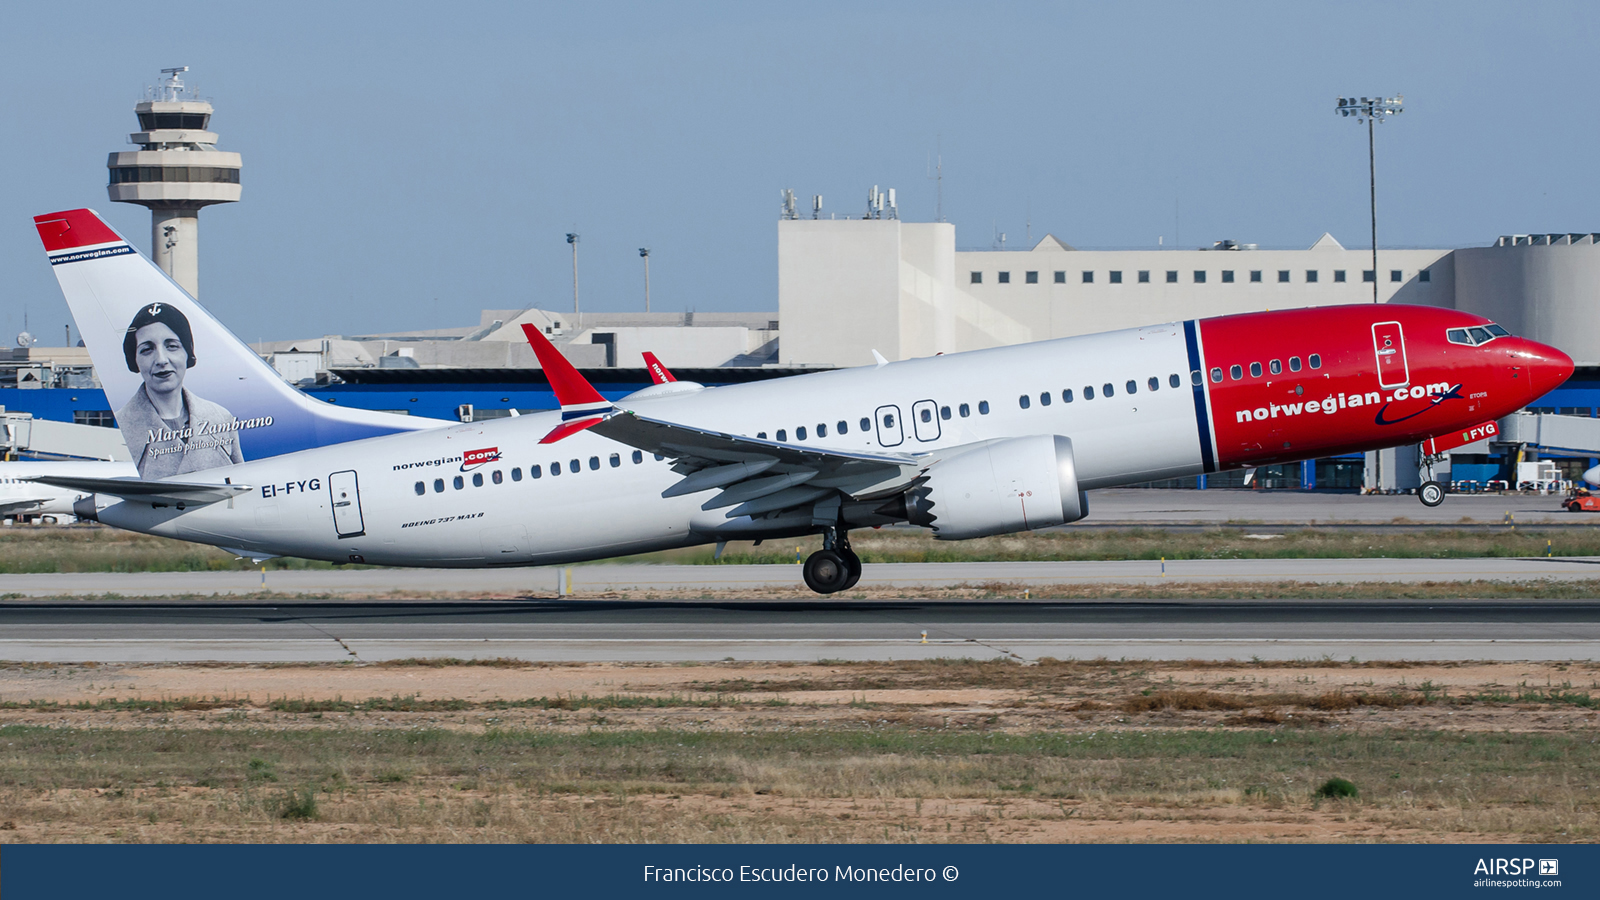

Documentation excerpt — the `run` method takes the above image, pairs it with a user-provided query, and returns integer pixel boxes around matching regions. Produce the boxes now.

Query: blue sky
[1,2,1594,343]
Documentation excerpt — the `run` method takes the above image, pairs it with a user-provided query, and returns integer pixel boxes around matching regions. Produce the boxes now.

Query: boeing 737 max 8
[28,209,1574,593]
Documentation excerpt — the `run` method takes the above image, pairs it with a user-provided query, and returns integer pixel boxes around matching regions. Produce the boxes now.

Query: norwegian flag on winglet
[520,324,615,443]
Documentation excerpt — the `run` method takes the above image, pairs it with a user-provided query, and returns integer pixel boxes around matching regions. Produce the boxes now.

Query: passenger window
[1170,373,1182,388]
[1309,354,1322,370]
[883,413,895,428]
[512,468,523,481]
[1062,389,1074,403]
[609,453,620,467]
[433,478,444,493]
[1125,380,1136,394]
[654,454,664,461]
[818,423,828,437]
[493,470,504,484]
[1103,383,1115,397]
[1039,392,1051,407]
[860,417,871,430]
[1019,394,1031,409]
[757,432,767,439]
[1289,356,1302,372]
[797,426,807,440]
[588,456,600,470]
[921,407,934,421]
[552,462,562,475]
[453,475,464,490]
[939,406,951,420]
[1249,362,1262,377]
[632,451,643,464]
[1084,385,1095,400]
[1269,359,1282,374]
[1229,365,1242,380]
[959,403,970,417]
[776,429,787,441]
[1210,368,1223,383]
[414,481,425,496]
[838,420,849,434]
[534,464,545,478]
[472,473,484,487]
[1148,377,1159,391]
[978,401,990,415]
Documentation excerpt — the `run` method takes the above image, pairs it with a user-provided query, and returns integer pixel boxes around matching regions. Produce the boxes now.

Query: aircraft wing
[593,411,927,517]
[0,498,45,515]
[24,475,253,507]
[520,320,927,517]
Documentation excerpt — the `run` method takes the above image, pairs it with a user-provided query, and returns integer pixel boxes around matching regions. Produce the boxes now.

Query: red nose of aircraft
[1512,338,1575,397]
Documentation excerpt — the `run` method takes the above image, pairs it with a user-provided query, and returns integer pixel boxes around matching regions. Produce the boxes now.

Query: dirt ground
[1,658,1596,843]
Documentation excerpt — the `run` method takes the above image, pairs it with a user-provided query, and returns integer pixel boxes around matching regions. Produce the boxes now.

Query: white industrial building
[777,216,1600,369]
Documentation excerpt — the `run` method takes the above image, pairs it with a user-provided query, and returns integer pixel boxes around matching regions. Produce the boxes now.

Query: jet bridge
[0,410,131,462]
[1495,411,1600,458]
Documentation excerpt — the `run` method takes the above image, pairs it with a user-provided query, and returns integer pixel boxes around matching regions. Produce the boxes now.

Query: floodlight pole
[566,232,580,323]
[1336,95,1403,303]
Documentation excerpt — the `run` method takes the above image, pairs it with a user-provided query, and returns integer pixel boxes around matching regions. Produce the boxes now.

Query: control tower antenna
[107,67,242,298]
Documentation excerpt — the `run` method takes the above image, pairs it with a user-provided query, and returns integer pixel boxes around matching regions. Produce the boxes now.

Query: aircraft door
[874,404,904,447]
[1372,321,1410,389]
[328,470,366,538]
[911,399,941,442]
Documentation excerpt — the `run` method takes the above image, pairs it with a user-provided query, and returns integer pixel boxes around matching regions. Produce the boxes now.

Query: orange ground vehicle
[1565,488,1600,512]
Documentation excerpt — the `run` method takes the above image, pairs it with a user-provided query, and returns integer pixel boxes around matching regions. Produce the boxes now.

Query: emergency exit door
[328,470,366,538]
[1371,321,1410,389]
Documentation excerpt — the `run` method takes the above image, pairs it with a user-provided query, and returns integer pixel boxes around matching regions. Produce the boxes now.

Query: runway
[3,598,1597,663]
[5,555,1600,598]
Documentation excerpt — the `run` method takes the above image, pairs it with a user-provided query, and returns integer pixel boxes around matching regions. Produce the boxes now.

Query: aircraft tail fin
[34,208,440,478]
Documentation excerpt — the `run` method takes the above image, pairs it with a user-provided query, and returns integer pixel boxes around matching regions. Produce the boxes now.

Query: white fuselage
[98,324,1205,566]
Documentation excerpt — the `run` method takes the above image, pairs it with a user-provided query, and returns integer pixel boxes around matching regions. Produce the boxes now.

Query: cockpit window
[1449,323,1512,346]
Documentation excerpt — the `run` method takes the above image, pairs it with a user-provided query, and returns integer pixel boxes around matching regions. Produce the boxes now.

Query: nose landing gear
[802,527,863,594]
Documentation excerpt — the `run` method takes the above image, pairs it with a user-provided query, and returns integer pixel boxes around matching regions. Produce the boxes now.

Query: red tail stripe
[520,324,606,406]
[34,209,122,252]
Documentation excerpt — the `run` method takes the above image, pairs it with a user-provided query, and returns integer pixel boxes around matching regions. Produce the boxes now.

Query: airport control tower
[106,67,241,298]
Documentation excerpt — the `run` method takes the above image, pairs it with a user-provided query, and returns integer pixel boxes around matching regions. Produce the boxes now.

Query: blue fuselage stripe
[1183,319,1217,473]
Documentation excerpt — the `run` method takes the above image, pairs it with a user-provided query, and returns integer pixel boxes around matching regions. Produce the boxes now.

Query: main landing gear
[803,527,862,594]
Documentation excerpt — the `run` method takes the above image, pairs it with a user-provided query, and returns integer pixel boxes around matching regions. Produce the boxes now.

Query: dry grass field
[6,523,1600,574]
[0,658,1595,843]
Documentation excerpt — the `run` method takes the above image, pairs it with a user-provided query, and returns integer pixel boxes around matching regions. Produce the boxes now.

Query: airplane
[26,208,1575,593]
[1,460,135,523]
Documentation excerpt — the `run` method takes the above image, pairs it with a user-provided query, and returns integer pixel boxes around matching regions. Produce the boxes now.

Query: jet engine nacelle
[904,434,1088,540]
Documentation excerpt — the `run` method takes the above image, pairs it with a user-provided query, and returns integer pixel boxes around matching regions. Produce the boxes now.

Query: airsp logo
[1474,858,1547,876]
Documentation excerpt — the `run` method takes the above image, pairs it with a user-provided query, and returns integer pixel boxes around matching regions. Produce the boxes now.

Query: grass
[5,523,1600,575]
[618,526,1600,566]
[0,725,1593,842]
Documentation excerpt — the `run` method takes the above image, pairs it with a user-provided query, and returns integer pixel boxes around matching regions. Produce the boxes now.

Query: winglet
[642,351,677,385]
[520,323,614,441]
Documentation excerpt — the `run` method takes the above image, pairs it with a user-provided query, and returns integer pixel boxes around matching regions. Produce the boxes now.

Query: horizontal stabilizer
[25,475,252,507]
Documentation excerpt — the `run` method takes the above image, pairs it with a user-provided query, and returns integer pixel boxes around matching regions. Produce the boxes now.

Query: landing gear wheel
[1418,480,1446,507]
[840,548,863,590]
[803,549,851,594]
